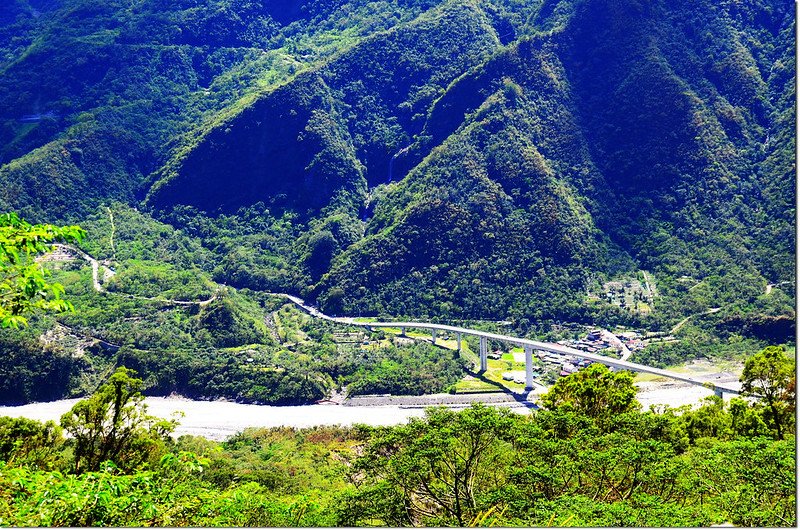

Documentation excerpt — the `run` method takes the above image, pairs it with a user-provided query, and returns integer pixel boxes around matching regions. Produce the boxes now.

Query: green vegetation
[60,367,176,474]
[0,1,794,524]
[0,295,468,405]
[0,201,789,407]
[539,363,637,424]
[0,0,791,341]
[0,213,84,328]
[0,362,794,526]
[0,1,792,393]
[740,345,795,439]
[0,206,470,405]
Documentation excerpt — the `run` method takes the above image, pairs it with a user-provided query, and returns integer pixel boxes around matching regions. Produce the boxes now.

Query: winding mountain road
[54,244,217,307]
[670,307,722,335]
[270,294,742,396]
[46,245,742,397]
[766,281,791,295]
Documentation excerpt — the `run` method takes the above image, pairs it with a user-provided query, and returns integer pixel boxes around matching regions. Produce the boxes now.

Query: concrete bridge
[275,294,742,398]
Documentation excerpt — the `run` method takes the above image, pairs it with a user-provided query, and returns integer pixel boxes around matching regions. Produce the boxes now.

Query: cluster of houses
[559,329,612,354]
[617,331,645,351]
[558,329,645,356]
[536,350,595,377]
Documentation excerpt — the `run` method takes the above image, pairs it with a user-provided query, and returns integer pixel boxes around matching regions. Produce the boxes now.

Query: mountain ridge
[0,0,794,326]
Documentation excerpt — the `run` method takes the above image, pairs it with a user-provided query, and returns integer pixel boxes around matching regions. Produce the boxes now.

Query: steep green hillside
[150,73,368,214]
[317,51,616,319]
[0,0,794,333]
[557,0,795,285]
[147,1,504,215]
[0,0,438,218]
[313,0,795,324]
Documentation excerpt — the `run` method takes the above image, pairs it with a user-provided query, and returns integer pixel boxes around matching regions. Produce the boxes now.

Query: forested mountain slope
[0,0,794,329]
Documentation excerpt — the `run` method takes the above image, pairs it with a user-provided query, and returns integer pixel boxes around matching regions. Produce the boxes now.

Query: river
[0,378,734,441]
[0,397,507,441]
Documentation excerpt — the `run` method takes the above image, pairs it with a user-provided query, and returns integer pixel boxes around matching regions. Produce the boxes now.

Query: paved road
[766,281,791,295]
[54,244,110,292]
[272,294,742,395]
[56,244,216,306]
[601,329,632,361]
[670,307,722,335]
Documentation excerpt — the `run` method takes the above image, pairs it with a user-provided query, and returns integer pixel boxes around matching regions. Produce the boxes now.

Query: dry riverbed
[0,360,744,441]
[635,358,743,409]
[0,397,449,441]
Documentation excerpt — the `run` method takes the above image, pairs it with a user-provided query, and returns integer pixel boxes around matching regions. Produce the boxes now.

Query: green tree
[0,417,65,470]
[305,230,338,279]
[0,213,85,328]
[340,405,516,526]
[321,287,345,316]
[60,367,177,473]
[684,437,797,526]
[681,395,732,443]
[539,364,639,426]
[740,345,795,439]
[728,397,770,439]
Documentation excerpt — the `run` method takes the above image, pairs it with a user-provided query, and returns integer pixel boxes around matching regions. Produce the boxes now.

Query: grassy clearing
[452,377,502,393]
[633,372,670,383]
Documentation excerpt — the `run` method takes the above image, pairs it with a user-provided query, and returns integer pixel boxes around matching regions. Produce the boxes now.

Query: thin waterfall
[387,145,411,183]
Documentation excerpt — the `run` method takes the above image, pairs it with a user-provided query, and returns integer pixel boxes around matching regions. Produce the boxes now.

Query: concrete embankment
[343,392,532,408]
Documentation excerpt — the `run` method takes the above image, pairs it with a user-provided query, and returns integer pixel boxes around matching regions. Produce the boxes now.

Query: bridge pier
[279,297,744,400]
[456,332,462,352]
[431,328,437,345]
[400,326,406,336]
[524,345,534,390]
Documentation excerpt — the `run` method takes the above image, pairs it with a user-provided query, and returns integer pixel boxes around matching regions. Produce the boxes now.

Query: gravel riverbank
[0,375,743,441]
[0,395,530,441]
[0,397,433,441]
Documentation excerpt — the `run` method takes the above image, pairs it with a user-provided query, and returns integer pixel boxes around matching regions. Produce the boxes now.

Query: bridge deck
[276,294,741,395]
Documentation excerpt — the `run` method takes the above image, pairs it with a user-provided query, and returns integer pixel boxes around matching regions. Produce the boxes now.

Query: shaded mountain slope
[0,0,794,326]
[0,0,440,219]
[147,1,504,215]
[149,73,367,215]
[555,0,795,286]
[0,122,152,221]
[317,76,616,319]
[312,0,794,319]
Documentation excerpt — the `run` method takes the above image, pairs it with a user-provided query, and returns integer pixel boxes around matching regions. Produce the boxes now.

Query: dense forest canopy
[0,361,795,526]
[0,1,795,526]
[0,0,792,326]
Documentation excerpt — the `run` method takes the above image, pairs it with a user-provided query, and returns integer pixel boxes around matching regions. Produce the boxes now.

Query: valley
[3,226,751,410]
[0,0,794,526]
[0,367,738,441]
